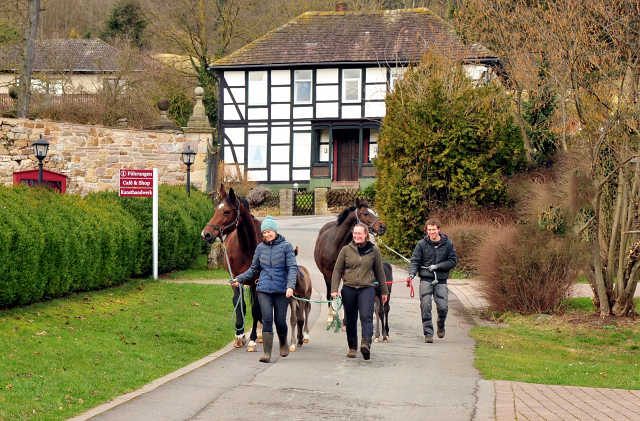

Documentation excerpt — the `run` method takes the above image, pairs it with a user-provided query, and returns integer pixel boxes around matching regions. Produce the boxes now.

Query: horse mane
[336,200,370,226]
[225,194,251,212]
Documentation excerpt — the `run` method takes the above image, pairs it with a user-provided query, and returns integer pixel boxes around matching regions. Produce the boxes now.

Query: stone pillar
[207,242,226,270]
[182,87,217,193]
[314,188,328,215]
[280,188,295,217]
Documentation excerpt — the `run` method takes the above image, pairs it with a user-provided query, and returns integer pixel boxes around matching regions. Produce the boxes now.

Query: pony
[201,184,263,351]
[374,262,393,343]
[314,198,387,325]
[289,247,312,352]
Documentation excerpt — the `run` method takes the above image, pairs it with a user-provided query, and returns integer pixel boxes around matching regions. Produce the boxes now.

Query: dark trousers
[257,291,289,336]
[341,285,376,339]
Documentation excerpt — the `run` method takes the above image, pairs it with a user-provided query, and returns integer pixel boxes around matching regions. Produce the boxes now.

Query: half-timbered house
[209,7,498,190]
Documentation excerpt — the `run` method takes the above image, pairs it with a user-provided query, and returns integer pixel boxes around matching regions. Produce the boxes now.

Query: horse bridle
[207,198,241,243]
[355,207,381,230]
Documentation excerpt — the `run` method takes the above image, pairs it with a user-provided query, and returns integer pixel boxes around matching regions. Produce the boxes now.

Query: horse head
[201,184,241,244]
[355,197,387,236]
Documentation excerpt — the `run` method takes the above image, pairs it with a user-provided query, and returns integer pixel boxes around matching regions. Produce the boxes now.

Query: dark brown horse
[314,198,387,325]
[374,262,393,343]
[289,247,312,352]
[201,184,263,350]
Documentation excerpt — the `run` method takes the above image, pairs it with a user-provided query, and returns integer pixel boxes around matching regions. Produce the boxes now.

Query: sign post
[119,169,158,280]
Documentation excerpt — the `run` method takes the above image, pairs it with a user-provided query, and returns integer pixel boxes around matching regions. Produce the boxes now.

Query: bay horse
[201,184,263,351]
[289,247,312,352]
[374,262,393,343]
[314,198,387,325]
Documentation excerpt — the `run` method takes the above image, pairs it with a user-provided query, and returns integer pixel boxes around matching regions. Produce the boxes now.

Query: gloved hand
[427,264,438,272]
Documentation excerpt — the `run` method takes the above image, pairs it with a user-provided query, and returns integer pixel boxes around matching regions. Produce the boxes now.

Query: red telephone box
[13,169,67,193]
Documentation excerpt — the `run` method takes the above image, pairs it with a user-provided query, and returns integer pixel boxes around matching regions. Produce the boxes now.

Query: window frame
[294,69,312,104]
[342,68,362,103]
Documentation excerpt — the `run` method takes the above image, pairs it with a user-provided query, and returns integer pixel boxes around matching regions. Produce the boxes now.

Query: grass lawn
[161,253,230,281]
[472,298,640,390]
[0,276,253,421]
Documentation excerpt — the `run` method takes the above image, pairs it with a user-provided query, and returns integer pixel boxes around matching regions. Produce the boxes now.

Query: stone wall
[0,117,214,195]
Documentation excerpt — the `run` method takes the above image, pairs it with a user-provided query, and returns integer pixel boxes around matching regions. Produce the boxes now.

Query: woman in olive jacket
[331,223,388,360]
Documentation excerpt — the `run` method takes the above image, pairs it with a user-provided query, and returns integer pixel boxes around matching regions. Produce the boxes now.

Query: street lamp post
[33,134,50,184]
[181,145,196,197]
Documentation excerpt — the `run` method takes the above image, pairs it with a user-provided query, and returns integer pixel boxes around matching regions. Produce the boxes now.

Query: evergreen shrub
[376,52,526,257]
[0,184,215,308]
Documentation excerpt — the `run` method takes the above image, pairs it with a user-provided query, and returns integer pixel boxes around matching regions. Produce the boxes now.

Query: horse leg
[375,298,381,342]
[302,300,310,344]
[383,301,390,343]
[296,301,305,347]
[232,286,246,348]
[289,297,297,352]
[247,297,261,352]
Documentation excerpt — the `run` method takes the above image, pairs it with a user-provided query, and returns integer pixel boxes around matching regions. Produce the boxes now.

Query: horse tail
[383,261,393,295]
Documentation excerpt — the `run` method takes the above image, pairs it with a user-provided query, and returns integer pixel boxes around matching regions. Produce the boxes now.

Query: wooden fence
[0,93,99,111]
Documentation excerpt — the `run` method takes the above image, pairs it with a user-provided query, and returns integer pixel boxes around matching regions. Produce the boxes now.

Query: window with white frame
[390,67,407,91]
[32,78,64,95]
[293,132,311,167]
[294,70,312,104]
[342,69,361,102]
[248,71,267,105]
[247,133,267,168]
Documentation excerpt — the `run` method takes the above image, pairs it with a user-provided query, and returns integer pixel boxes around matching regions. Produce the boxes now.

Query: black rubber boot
[347,336,358,358]
[260,333,273,363]
[360,337,372,360]
[278,334,289,357]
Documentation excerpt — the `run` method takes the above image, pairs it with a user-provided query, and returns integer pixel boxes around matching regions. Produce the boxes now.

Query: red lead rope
[385,277,415,298]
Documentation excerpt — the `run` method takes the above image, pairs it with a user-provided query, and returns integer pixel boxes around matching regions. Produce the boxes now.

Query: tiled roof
[0,39,123,73]
[212,9,493,68]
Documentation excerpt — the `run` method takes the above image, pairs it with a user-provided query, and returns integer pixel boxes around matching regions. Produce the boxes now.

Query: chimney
[336,2,347,12]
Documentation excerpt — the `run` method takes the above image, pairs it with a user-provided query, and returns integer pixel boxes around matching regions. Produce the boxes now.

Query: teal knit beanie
[261,215,277,233]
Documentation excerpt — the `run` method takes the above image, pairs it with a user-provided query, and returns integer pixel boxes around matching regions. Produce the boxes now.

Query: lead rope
[221,241,247,333]
[291,295,344,333]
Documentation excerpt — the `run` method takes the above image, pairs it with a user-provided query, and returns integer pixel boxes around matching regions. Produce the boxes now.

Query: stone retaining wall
[0,118,213,195]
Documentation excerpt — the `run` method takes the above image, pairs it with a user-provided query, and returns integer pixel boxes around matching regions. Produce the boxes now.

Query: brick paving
[447,279,640,421]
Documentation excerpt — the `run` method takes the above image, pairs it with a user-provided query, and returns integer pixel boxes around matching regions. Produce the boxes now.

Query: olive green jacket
[331,241,389,295]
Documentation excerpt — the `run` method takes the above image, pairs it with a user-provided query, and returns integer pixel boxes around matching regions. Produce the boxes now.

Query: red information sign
[119,169,155,197]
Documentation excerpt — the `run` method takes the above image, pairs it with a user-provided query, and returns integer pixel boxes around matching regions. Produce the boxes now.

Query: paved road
[73,214,487,421]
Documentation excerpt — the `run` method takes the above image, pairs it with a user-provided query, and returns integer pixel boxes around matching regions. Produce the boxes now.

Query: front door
[335,130,359,181]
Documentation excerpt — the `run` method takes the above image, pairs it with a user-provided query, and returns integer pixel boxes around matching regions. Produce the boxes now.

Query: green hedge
[0,184,215,308]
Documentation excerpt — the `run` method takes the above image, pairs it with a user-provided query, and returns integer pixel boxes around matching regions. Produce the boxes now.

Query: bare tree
[457,0,640,316]
[16,0,40,118]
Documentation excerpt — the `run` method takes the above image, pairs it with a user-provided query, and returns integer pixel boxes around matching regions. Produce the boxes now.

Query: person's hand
[230,279,239,287]
[428,264,438,272]
[381,294,388,303]
[286,288,294,298]
[331,292,339,299]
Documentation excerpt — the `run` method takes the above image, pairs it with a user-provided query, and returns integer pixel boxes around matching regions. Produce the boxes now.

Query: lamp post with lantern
[181,145,196,197]
[33,134,49,184]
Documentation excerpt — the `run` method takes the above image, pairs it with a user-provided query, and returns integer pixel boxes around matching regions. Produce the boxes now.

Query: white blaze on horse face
[218,203,224,209]
[368,208,377,216]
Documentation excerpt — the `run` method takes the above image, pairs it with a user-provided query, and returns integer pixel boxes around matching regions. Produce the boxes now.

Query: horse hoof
[383,338,389,343]
[374,338,379,343]
[247,341,257,352]
[303,334,309,344]
[234,337,246,348]
[289,345,295,352]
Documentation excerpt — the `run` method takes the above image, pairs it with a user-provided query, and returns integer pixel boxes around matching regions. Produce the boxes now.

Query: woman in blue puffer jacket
[233,216,298,363]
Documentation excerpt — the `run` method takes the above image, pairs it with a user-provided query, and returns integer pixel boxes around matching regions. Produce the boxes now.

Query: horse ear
[229,187,236,202]
[355,197,361,208]
[220,184,227,198]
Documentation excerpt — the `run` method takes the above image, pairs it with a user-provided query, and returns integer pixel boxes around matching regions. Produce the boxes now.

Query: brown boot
[259,333,273,363]
[278,334,289,357]
[347,337,358,358]
[360,337,372,360]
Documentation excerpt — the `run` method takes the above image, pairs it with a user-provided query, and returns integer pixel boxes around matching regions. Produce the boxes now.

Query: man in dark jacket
[408,218,457,343]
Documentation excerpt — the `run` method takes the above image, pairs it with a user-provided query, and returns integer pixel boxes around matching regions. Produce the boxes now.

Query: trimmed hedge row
[0,184,215,308]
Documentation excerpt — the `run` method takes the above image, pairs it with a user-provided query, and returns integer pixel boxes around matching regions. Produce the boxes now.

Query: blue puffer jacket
[236,234,298,293]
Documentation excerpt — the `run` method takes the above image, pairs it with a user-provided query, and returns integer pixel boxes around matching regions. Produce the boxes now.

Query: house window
[317,130,330,162]
[293,132,311,167]
[247,133,267,168]
[363,130,378,163]
[32,78,63,95]
[104,78,127,94]
[294,70,312,104]
[248,71,267,105]
[342,69,361,102]
[390,67,407,91]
